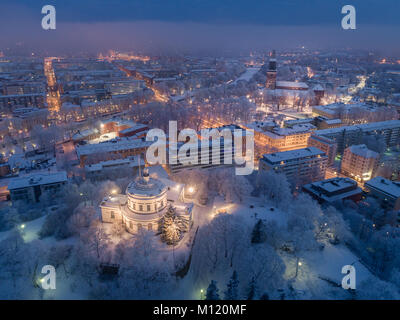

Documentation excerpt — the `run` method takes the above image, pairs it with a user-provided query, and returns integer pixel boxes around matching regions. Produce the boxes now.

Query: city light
[187,187,195,194]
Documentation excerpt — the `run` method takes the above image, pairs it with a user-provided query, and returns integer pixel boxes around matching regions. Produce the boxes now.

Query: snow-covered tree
[251,219,267,244]
[206,280,220,300]
[159,206,187,245]
[245,277,258,300]
[224,270,239,300]
[256,170,291,209]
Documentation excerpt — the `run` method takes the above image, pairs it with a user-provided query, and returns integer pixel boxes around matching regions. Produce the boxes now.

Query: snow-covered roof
[262,147,326,164]
[315,120,400,137]
[8,171,67,190]
[345,144,379,159]
[365,177,400,198]
[85,156,145,172]
[76,138,151,157]
[276,81,309,90]
[126,176,167,197]
[303,177,362,202]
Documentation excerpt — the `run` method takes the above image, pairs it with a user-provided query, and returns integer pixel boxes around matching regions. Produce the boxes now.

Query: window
[148,223,152,231]
[129,221,133,229]
[138,224,142,231]
[147,204,151,211]
[139,205,143,211]
[110,211,115,219]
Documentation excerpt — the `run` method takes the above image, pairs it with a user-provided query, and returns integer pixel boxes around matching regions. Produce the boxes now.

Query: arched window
[148,223,152,231]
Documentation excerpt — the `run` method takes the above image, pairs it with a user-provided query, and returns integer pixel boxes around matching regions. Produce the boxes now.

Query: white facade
[100,169,193,234]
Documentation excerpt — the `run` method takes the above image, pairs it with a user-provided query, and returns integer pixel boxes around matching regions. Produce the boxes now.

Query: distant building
[259,147,328,187]
[0,93,46,111]
[312,102,391,125]
[265,50,277,89]
[365,177,400,212]
[275,81,309,91]
[341,144,379,182]
[314,120,400,154]
[75,138,151,167]
[302,177,362,204]
[315,117,342,130]
[101,119,148,138]
[243,121,315,153]
[308,134,338,166]
[72,128,100,143]
[85,156,145,180]
[8,171,67,203]
[313,84,325,105]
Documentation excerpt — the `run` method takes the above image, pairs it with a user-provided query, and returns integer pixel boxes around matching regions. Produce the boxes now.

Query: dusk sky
[1,1,400,54]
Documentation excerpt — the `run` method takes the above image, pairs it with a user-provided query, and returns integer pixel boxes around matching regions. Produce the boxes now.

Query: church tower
[266,50,277,89]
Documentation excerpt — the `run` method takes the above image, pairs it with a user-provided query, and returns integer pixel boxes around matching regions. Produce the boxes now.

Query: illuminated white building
[100,168,193,234]
[341,144,379,182]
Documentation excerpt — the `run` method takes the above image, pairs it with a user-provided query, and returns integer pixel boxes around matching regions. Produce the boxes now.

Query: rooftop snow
[346,144,379,159]
[8,171,67,190]
[365,177,400,198]
[262,147,326,163]
[76,138,151,157]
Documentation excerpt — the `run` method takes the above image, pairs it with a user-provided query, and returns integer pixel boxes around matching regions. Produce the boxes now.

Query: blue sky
[1,1,400,54]
[3,0,400,25]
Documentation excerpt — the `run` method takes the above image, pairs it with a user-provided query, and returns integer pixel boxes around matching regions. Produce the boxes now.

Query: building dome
[125,168,168,215]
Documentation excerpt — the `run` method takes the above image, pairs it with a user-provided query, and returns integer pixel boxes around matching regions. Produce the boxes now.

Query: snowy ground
[232,67,260,84]
[0,186,382,299]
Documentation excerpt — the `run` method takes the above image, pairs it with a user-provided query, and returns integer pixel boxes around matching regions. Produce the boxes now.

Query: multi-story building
[308,134,338,166]
[8,171,67,203]
[76,138,151,167]
[101,119,148,138]
[302,177,362,204]
[314,120,400,154]
[0,93,46,111]
[341,144,379,182]
[166,124,251,174]
[243,121,315,153]
[259,147,328,187]
[365,177,400,212]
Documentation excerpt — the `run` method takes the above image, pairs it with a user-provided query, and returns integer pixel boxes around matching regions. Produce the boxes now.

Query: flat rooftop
[262,147,326,164]
[346,144,379,159]
[8,171,67,190]
[365,177,400,198]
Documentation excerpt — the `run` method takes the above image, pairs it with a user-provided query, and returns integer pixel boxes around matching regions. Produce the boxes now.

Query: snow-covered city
[0,1,400,311]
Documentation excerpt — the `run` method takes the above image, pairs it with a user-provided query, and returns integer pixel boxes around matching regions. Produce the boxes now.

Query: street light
[200,289,204,300]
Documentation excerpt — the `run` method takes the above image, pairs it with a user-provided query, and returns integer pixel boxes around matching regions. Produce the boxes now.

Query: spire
[138,153,142,178]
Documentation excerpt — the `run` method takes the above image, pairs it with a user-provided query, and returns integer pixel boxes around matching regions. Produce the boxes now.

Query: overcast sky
[1,1,400,55]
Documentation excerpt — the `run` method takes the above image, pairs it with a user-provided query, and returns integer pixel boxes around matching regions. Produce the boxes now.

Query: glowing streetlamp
[200,289,204,300]
[20,224,25,229]
[111,189,118,195]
